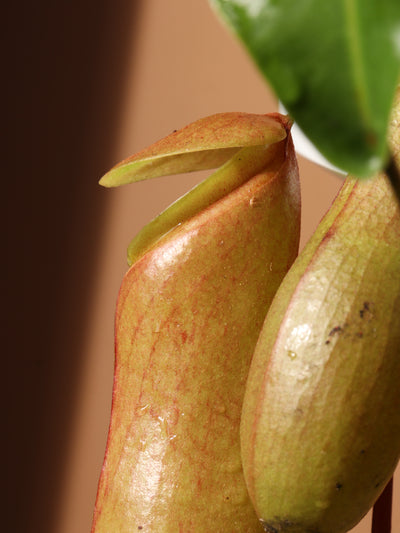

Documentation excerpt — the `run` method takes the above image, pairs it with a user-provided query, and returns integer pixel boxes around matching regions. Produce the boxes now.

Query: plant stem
[385,154,400,206]
[371,477,393,533]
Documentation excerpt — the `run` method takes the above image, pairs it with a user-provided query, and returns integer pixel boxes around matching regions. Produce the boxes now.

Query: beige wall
[8,1,398,532]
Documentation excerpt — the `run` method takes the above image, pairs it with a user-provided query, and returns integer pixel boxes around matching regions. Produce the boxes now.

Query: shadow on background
[4,2,141,531]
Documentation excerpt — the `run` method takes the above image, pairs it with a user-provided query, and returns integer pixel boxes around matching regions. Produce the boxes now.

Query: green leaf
[210,0,400,177]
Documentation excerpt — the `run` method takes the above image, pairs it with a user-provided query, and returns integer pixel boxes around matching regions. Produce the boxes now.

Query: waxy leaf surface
[210,0,400,177]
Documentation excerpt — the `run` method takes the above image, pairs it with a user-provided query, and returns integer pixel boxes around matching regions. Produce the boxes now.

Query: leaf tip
[99,163,129,188]
[98,173,111,187]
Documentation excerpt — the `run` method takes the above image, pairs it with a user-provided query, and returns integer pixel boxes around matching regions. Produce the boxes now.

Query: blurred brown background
[5,1,398,532]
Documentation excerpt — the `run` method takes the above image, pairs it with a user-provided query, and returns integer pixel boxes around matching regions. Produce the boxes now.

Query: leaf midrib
[343,0,372,131]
